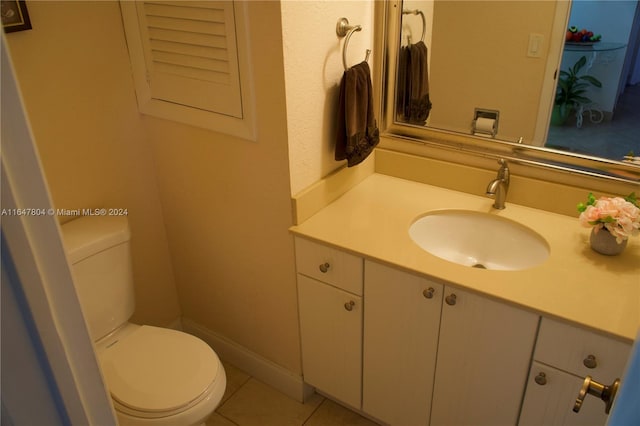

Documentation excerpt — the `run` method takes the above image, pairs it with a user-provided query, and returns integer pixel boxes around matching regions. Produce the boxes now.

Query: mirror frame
[374,0,640,185]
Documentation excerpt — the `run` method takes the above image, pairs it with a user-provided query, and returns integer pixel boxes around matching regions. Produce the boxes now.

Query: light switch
[527,33,544,58]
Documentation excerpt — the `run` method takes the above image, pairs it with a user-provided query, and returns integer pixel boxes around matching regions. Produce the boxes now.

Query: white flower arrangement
[578,193,640,244]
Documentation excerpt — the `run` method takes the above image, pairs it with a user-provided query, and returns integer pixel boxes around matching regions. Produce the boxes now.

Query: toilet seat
[100,325,220,418]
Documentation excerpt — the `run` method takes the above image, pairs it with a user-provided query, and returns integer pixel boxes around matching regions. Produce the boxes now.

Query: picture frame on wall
[2,0,32,33]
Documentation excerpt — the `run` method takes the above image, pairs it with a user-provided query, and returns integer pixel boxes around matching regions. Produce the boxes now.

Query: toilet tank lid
[62,216,130,264]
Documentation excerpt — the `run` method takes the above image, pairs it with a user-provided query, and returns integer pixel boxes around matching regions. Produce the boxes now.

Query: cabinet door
[298,275,362,408]
[519,362,608,426]
[431,286,539,426]
[363,260,443,426]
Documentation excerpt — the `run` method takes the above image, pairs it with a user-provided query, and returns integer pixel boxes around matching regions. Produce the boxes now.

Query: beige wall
[7,0,300,374]
[5,1,180,327]
[283,1,375,195]
[145,2,300,373]
[6,0,359,376]
[148,0,377,373]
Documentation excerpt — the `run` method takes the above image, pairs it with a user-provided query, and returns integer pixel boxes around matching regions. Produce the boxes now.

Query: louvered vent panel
[144,2,229,84]
[135,1,242,117]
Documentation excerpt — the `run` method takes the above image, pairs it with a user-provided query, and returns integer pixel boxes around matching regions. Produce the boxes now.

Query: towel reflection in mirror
[397,40,432,125]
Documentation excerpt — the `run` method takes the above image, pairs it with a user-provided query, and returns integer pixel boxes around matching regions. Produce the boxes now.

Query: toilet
[62,215,226,426]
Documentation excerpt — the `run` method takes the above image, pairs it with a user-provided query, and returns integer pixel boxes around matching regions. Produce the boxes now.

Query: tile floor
[546,83,640,161]
[206,362,380,426]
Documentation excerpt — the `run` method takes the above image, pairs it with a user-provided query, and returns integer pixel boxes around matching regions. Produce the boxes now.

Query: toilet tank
[61,216,135,342]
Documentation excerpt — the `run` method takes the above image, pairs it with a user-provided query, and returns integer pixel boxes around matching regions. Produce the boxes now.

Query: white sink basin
[409,210,549,271]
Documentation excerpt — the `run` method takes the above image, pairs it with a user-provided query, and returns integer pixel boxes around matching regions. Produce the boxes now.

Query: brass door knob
[573,375,620,414]
[344,300,355,311]
[423,287,435,299]
[319,262,330,273]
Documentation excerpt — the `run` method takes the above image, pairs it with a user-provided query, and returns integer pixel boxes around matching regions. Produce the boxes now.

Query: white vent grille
[135,1,242,117]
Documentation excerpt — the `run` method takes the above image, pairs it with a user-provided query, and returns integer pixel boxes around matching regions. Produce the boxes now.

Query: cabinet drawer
[535,318,631,380]
[294,237,363,295]
[520,361,608,426]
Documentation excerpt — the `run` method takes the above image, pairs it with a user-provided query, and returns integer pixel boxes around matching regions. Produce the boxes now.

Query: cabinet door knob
[319,262,330,273]
[423,287,435,299]
[445,293,457,306]
[534,372,547,386]
[344,300,355,311]
[573,376,620,414]
[583,354,598,369]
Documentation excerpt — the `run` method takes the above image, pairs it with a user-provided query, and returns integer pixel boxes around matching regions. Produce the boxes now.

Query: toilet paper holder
[472,108,499,138]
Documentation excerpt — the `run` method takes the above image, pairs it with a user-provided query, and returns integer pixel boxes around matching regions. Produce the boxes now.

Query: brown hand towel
[408,41,432,124]
[396,45,409,120]
[335,61,380,167]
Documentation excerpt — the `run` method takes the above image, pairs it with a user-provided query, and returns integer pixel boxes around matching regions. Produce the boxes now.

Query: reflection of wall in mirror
[401,1,434,52]
[428,1,556,143]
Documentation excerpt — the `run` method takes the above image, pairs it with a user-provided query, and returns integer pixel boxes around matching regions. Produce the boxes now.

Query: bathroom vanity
[291,173,637,426]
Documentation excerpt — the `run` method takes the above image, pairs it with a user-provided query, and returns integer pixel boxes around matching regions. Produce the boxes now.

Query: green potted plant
[552,55,602,125]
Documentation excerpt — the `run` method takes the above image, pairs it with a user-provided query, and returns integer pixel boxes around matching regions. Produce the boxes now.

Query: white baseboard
[181,318,314,403]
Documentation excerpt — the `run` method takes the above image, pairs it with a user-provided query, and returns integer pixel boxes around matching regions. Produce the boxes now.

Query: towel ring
[336,17,371,71]
[402,9,426,43]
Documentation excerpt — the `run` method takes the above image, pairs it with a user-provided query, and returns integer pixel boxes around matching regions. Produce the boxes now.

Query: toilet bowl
[96,324,226,426]
[62,216,226,426]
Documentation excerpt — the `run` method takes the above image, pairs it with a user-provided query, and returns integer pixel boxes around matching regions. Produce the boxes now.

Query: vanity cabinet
[430,285,538,426]
[363,260,443,425]
[294,237,629,426]
[295,237,363,408]
[519,318,631,426]
[363,260,538,426]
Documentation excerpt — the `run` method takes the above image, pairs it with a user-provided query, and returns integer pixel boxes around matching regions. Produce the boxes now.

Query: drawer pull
[534,372,547,386]
[344,300,355,311]
[423,287,435,299]
[319,262,330,273]
[583,354,598,369]
[445,293,457,306]
[573,376,620,414]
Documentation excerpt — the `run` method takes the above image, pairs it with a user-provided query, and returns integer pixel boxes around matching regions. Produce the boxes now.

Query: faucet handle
[497,159,510,183]
[497,158,509,168]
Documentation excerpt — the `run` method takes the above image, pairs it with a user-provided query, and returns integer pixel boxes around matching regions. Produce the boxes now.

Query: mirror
[380,0,640,182]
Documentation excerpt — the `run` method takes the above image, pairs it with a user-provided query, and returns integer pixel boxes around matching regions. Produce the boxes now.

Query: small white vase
[590,228,627,256]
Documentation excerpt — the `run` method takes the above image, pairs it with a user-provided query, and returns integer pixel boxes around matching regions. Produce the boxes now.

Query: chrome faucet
[486,159,510,209]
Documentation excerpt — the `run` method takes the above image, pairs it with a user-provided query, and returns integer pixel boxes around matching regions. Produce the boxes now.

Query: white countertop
[291,174,639,342]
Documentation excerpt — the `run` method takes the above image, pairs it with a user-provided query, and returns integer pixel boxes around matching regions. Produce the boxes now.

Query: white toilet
[62,215,226,426]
